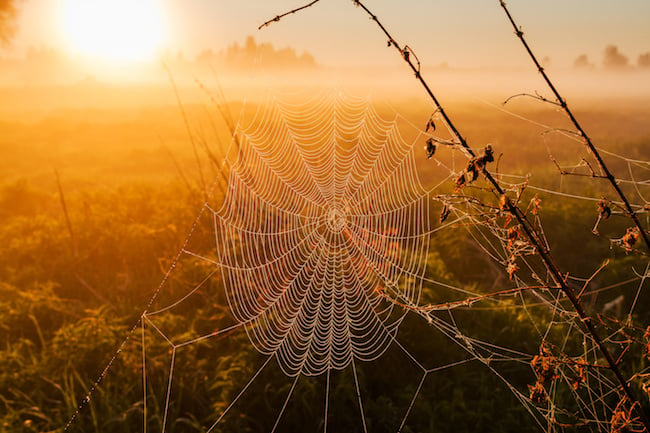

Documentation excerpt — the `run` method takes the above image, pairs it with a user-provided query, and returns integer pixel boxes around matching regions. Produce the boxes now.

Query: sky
[5,0,650,70]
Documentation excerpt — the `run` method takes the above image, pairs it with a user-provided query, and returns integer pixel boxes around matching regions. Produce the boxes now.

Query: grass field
[2,81,650,432]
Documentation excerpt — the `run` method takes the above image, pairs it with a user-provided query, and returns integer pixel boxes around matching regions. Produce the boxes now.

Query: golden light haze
[0,0,648,114]
[7,1,650,69]
[1,3,650,432]
[59,0,167,64]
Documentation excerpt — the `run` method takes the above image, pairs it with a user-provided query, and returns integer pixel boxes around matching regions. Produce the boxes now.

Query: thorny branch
[261,0,650,428]
[499,0,650,254]
[258,0,321,29]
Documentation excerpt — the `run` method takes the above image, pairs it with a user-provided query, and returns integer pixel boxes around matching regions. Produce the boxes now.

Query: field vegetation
[1,87,650,432]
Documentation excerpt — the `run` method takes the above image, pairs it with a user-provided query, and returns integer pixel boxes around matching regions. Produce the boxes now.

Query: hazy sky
[7,0,650,69]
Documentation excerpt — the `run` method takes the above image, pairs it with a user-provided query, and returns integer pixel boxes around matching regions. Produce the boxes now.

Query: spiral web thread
[109,89,650,433]
[210,91,432,377]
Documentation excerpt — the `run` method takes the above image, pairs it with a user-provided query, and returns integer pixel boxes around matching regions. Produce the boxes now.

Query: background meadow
[2,1,650,431]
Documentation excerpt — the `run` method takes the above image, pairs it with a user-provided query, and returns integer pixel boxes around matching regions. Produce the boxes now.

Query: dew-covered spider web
[211,92,431,378]
[65,89,650,433]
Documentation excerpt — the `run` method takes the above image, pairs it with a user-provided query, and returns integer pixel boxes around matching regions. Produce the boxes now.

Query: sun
[60,0,166,63]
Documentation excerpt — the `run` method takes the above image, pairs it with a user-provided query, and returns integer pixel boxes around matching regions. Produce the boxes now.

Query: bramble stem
[261,1,650,428]
[499,0,650,254]
[259,0,321,29]
[497,2,650,426]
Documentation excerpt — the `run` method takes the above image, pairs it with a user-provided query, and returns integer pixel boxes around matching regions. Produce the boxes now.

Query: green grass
[1,94,649,432]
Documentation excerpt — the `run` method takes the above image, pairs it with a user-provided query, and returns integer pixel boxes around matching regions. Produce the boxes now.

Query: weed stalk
[260,0,650,428]
[498,0,650,253]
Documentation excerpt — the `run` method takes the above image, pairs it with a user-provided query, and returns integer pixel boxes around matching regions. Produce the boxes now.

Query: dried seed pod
[598,198,611,219]
[483,144,494,163]
[467,159,479,182]
[425,117,436,132]
[528,382,546,404]
[622,227,639,251]
[499,194,511,211]
[439,204,450,223]
[455,173,466,189]
[426,138,436,158]
[506,257,519,280]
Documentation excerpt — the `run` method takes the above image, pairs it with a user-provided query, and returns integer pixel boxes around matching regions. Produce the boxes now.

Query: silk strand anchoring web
[65,88,650,433]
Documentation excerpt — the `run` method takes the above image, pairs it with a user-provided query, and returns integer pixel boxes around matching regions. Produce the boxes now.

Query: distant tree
[196,49,217,64]
[573,54,594,69]
[603,45,629,69]
[638,52,650,68]
[245,35,256,55]
[0,0,19,44]
[299,51,315,65]
[222,36,317,70]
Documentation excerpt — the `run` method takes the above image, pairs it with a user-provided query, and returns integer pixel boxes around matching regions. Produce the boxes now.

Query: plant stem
[498,0,650,253]
[55,169,78,258]
[260,0,650,427]
[356,0,649,426]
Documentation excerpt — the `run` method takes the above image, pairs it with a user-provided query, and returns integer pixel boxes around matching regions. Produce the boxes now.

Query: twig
[581,157,599,177]
[550,155,608,179]
[503,92,561,107]
[427,137,458,147]
[259,0,322,29]
[578,259,609,299]
[262,0,650,427]
[380,284,549,312]
[54,169,78,258]
[499,1,650,427]
[499,0,650,254]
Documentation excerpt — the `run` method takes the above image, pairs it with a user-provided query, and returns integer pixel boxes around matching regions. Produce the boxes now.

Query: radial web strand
[215,92,432,377]
[61,88,650,433]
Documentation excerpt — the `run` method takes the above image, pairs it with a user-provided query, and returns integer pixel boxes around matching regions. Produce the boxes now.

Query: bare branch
[503,92,561,107]
[551,155,608,179]
[260,0,650,426]
[499,0,650,255]
[578,259,609,298]
[581,157,599,177]
[550,156,567,175]
[258,0,322,29]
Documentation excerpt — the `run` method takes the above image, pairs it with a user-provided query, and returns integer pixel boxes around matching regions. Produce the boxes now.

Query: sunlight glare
[60,0,166,63]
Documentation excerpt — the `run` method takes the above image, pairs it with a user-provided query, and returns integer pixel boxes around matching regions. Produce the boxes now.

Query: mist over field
[3,2,650,432]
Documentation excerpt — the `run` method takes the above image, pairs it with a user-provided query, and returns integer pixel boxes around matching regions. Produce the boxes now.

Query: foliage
[1,99,650,432]
[0,0,19,44]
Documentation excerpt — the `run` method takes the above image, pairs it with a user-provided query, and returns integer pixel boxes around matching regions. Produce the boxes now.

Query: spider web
[65,89,650,433]
[213,92,430,377]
